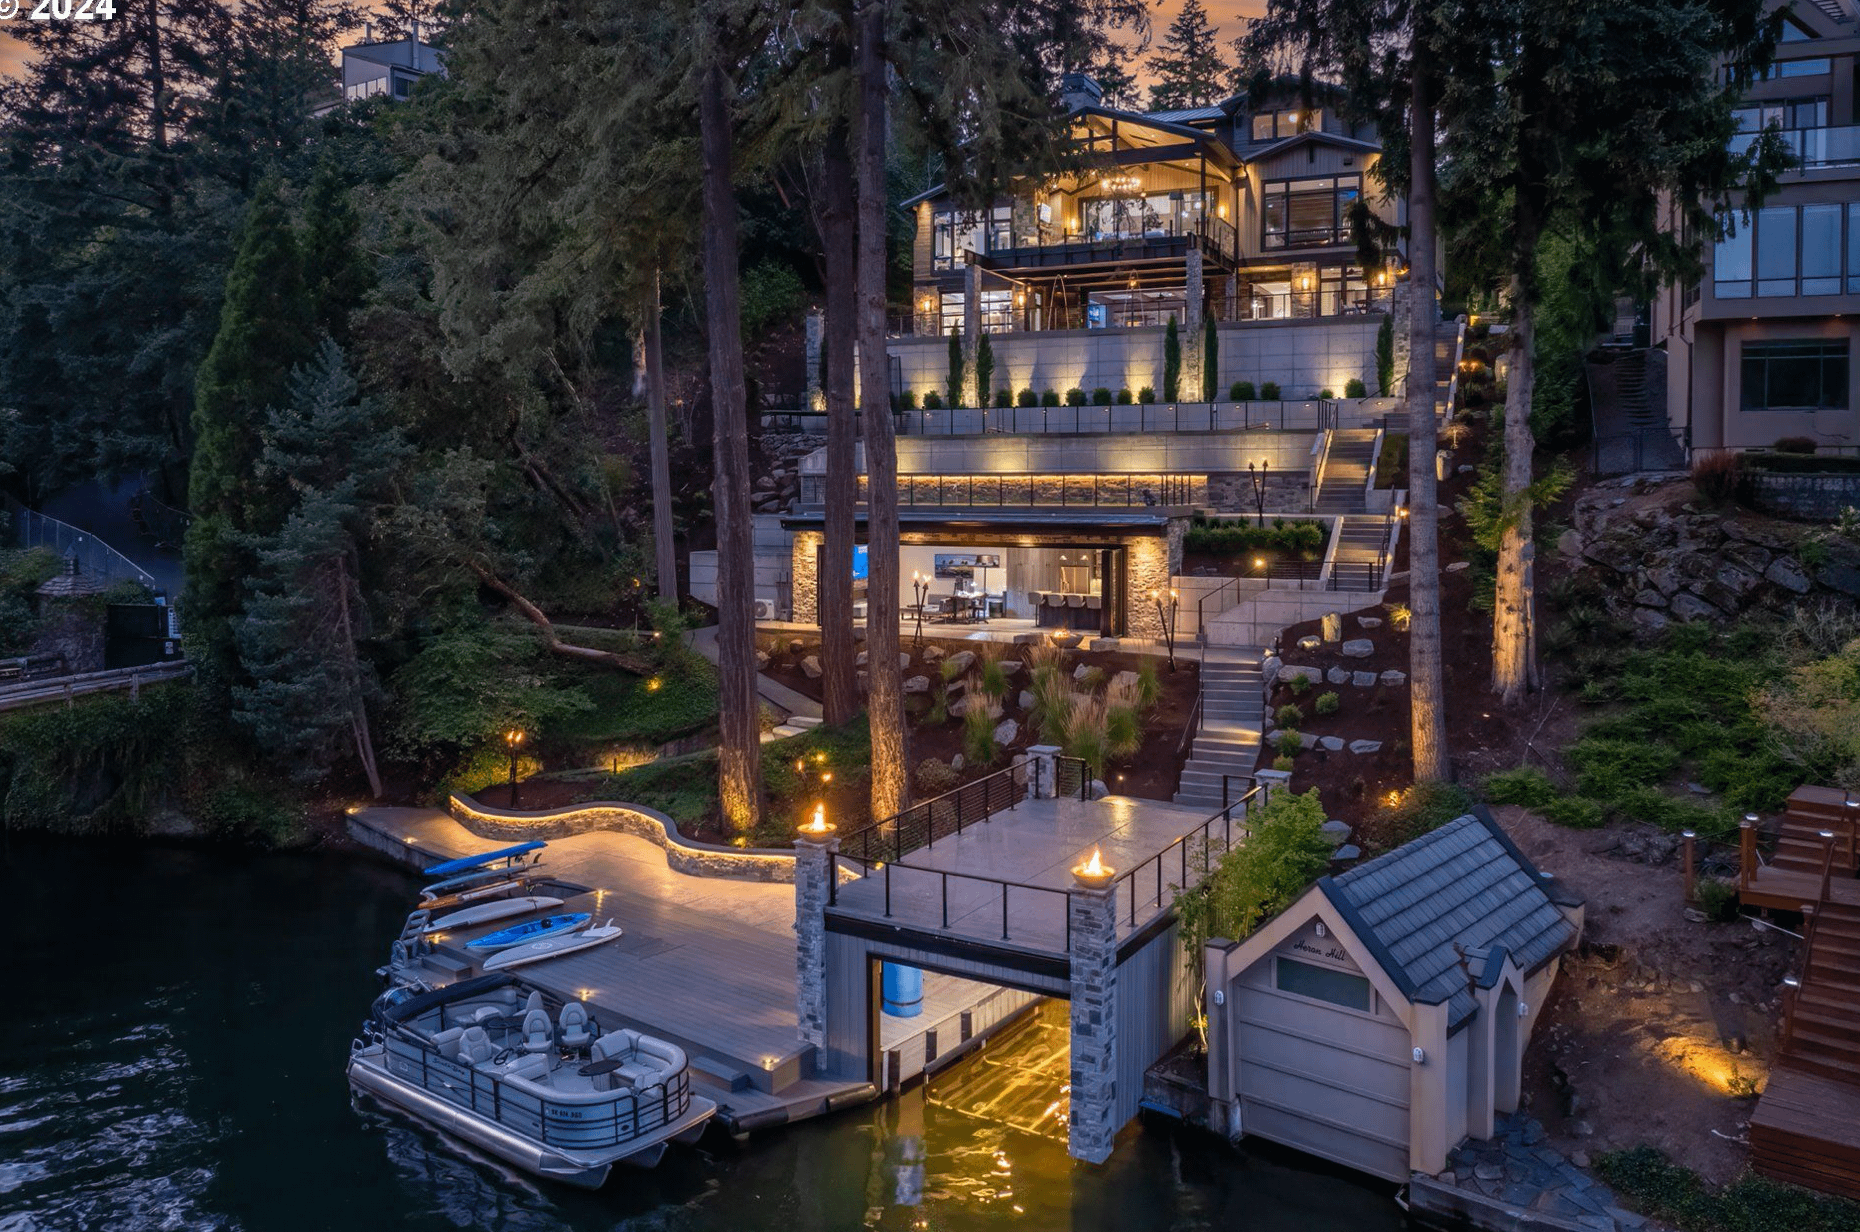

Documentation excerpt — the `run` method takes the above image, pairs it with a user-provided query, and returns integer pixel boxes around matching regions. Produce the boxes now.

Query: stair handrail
[1307,429,1335,514]
[1781,831,1840,1055]
[1196,576,1240,643]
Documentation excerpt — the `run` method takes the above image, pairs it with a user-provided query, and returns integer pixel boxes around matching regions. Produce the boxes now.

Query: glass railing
[1729,125,1860,169]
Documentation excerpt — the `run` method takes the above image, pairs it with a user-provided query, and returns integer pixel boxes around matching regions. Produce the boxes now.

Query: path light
[800,801,836,842]
[1072,847,1116,889]
[647,677,662,692]
[504,728,526,809]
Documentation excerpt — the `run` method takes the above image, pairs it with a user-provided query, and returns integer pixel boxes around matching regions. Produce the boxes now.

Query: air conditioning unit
[753,599,776,620]
[853,601,868,621]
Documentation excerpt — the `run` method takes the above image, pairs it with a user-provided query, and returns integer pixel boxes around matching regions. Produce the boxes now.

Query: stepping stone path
[1341,639,1374,658]
[1327,666,1350,685]
[1318,736,1345,752]
[1380,669,1407,686]
[1351,671,1377,688]
[1358,616,1383,629]
[1436,1114,1635,1231]
[1349,739,1382,754]
[1018,689,1035,710]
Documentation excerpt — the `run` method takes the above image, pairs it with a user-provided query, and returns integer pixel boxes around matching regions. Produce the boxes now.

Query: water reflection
[0,835,1405,1232]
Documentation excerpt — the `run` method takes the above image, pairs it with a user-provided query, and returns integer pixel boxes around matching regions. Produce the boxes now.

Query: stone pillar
[1253,767,1292,807]
[963,259,982,409]
[794,834,838,1052]
[1067,882,1120,1165]
[1026,746,1059,798]
[1184,246,1204,400]
[1391,281,1413,398]
[804,309,825,412]
[790,531,821,625]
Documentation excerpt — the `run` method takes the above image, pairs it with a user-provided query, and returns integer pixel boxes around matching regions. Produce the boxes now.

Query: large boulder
[1765,556,1812,594]
[1321,612,1343,642]
[994,719,1019,746]
[801,655,823,679]
[1341,638,1374,659]
[1668,592,1721,623]
[945,650,976,676]
[903,675,930,694]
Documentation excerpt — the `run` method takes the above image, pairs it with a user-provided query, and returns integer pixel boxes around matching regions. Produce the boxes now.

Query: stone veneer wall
[1123,521,1186,639]
[790,530,822,624]
[1746,471,1860,522]
[447,794,798,883]
[1066,884,1120,1165]
[1205,472,1310,512]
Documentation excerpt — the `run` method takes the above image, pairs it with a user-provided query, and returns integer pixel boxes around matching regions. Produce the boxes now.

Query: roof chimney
[363,20,372,41]
[411,17,420,45]
[1059,72,1103,115]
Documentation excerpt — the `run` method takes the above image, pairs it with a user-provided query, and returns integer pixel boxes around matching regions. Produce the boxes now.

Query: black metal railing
[1591,429,1689,476]
[381,1030,691,1151]
[863,860,1077,952]
[883,399,1342,438]
[891,472,1198,510]
[1113,785,1261,927]
[837,760,1034,870]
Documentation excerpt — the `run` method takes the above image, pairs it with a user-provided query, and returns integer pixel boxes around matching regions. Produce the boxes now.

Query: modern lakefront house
[1653,0,1860,451]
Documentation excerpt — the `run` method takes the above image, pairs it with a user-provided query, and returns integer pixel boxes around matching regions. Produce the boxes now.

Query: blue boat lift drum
[881,963,922,1018]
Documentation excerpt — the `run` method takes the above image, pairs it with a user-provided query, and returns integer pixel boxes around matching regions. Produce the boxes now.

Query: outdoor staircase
[1778,901,1860,1086]
[1380,322,1463,431]
[1313,430,1378,515]
[1173,656,1264,812]
[1330,515,1393,592]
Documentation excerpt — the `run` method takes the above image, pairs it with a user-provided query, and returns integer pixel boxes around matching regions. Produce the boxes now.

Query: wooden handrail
[1740,819,1756,891]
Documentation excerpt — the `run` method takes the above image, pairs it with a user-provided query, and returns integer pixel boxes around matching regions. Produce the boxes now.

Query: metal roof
[1319,811,1578,1030]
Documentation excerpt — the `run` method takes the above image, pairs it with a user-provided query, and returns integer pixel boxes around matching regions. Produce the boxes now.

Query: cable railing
[3,495,158,591]
[885,399,1340,437]
[1113,784,1261,928]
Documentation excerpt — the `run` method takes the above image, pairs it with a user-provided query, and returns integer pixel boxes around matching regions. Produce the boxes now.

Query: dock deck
[833,793,1230,955]
[350,807,873,1130]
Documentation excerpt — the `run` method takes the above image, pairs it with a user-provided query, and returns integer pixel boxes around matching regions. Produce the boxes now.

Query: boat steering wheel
[491,1048,515,1067]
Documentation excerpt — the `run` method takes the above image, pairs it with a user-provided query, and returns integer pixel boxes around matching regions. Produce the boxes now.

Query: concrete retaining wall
[447,794,799,883]
[889,318,1385,407]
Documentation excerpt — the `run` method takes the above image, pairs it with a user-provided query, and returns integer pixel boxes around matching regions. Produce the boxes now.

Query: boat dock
[348,806,1034,1133]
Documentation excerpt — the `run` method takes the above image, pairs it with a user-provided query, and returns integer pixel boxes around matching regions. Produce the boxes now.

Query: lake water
[0,834,1408,1231]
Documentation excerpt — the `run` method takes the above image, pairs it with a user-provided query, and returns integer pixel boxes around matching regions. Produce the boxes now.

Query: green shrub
[916,757,962,794]
[1318,388,1336,399]
[1482,765,1558,808]
[1543,796,1607,828]
[1595,1145,1860,1232]
[1183,517,1327,559]
[1565,737,1680,799]
[1260,381,1281,400]
[1344,378,1368,398]
[897,390,917,411]
[1041,388,1061,407]
[923,390,945,410]
[1314,691,1340,717]
[994,387,1013,408]
[1135,659,1162,710]
[1696,877,1740,923]
[1091,387,1113,406]
[1137,386,1155,404]
[1276,703,1305,728]
[1278,729,1303,755]
[1363,781,1475,851]
[1609,786,1737,838]
[1106,704,1141,759]
[1116,387,1133,405]
[1286,672,1312,696]
[1065,387,1088,407]
[738,261,807,339]
[1231,380,1256,401]
[979,659,1008,701]
[1017,387,1038,408]
[962,702,999,767]
[1272,755,1294,772]
[1175,788,1330,946]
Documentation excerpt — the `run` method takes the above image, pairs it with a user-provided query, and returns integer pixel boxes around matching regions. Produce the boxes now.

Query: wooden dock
[350,807,877,1132]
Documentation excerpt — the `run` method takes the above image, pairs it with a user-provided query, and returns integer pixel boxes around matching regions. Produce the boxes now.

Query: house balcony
[889,284,1391,337]
[1730,125,1860,172]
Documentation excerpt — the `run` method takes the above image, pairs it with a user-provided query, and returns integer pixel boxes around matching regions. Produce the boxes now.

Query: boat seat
[520,1008,553,1054]
[432,1026,465,1061]
[559,1002,592,1050]
[522,990,545,1015]
[457,1025,497,1066]
[506,1053,549,1081]
[465,1005,503,1028]
[592,1029,642,1063]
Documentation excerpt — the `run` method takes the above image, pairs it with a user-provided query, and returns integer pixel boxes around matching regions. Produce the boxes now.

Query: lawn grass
[1374,432,1409,488]
[1597,1146,1860,1232]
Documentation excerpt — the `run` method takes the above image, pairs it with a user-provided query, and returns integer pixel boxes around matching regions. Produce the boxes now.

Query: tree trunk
[698,50,766,834]
[645,272,679,605]
[1491,274,1538,702]
[468,561,655,674]
[857,0,907,819]
[1405,61,1449,783]
[334,556,383,798]
[819,128,860,726]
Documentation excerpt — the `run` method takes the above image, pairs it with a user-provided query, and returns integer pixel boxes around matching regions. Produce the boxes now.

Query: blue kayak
[423,841,546,878]
[465,913,592,952]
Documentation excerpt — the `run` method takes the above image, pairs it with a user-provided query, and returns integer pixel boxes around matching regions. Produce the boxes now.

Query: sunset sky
[1,0,1268,89]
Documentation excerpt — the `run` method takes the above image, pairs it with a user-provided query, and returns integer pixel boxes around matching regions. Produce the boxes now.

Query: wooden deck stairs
[1745,788,1860,1200]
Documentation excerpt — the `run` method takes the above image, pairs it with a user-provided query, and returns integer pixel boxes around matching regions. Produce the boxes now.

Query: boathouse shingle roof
[1318,811,1579,1030]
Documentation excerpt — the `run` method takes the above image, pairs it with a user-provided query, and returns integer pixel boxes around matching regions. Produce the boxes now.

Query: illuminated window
[1275,957,1372,1011]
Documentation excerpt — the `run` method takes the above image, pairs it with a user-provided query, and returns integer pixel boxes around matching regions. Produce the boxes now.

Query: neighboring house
[1653,0,1860,450]
[886,75,1409,405]
[1201,812,1583,1181]
[339,25,445,104]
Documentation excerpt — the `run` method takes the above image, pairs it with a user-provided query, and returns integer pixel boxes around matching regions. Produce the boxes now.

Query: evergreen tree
[300,157,375,340]
[184,180,317,697]
[1091,48,1141,109]
[1147,0,1229,110]
[233,342,409,795]
[1375,313,1394,395]
[946,328,966,408]
[1202,312,1218,401]
[975,333,995,408]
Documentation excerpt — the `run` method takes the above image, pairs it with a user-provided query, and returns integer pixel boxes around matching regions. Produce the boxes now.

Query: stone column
[804,309,825,412]
[1391,281,1413,398]
[794,834,838,1052]
[963,259,982,409]
[1253,767,1292,807]
[1026,745,1060,799]
[1067,881,1120,1165]
[1184,246,1205,400]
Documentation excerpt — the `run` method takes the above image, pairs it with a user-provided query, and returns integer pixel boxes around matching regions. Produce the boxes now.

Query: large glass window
[1803,205,1842,295]
[931,207,1008,270]
[1714,223,1752,298]
[1849,204,1860,293]
[1275,957,1372,1011]
[1079,191,1209,241]
[1250,108,1320,141]
[1741,341,1849,411]
[1261,175,1360,248]
[1757,205,1798,296]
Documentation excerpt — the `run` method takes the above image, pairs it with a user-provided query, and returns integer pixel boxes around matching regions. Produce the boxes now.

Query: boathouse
[1201,811,1583,1181]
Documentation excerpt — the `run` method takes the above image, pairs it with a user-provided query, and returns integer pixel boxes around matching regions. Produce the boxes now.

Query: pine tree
[946,328,966,408]
[300,157,375,340]
[975,333,995,408]
[1163,316,1181,401]
[233,342,409,795]
[1202,312,1218,401]
[184,179,317,697]
[1147,0,1229,110]
[1091,49,1141,109]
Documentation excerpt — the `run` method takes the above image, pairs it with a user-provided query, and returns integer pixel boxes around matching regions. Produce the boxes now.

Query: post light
[1151,587,1180,672]
[1247,460,1270,528]
[911,571,931,648]
[800,800,836,842]
[504,728,526,808]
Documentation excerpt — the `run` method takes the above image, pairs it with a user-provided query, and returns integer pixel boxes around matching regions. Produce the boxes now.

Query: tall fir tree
[1091,47,1141,109]
[1147,0,1229,110]
[234,341,409,795]
[184,179,317,698]
[300,157,375,340]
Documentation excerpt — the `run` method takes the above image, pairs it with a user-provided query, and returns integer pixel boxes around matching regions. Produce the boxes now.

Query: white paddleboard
[423,895,564,934]
[481,921,623,972]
